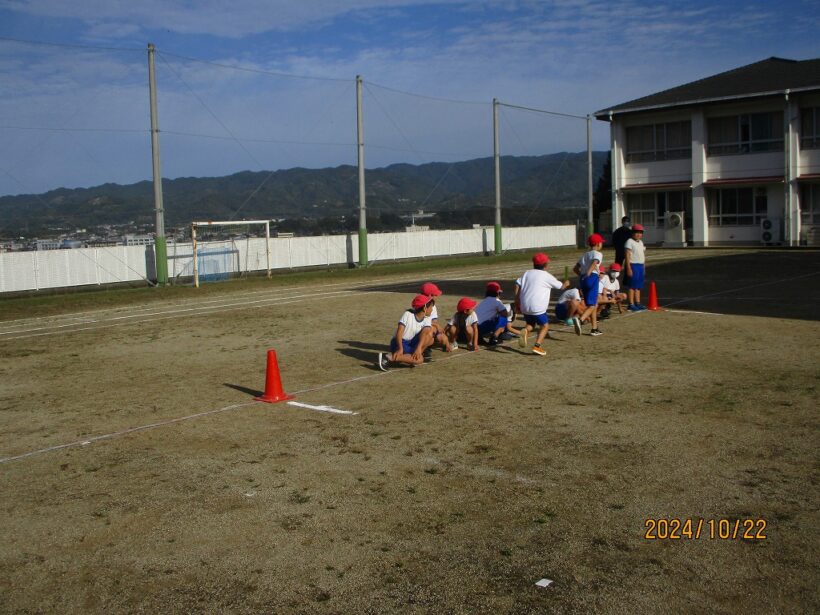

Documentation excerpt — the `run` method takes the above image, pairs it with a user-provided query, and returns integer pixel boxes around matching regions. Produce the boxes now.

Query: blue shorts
[478,315,507,336]
[581,274,599,306]
[524,313,549,327]
[555,303,569,321]
[625,263,645,290]
[390,332,422,355]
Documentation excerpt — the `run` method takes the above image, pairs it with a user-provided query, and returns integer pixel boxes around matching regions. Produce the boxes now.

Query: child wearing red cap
[514,252,569,355]
[377,294,434,371]
[446,297,480,351]
[624,225,647,311]
[598,263,626,318]
[474,281,509,346]
[574,233,605,336]
[419,281,451,352]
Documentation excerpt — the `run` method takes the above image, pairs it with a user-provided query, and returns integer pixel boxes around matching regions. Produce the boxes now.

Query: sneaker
[627,304,640,312]
[500,332,517,341]
[451,342,459,350]
[636,303,647,311]
[564,319,574,326]
[377,352,390,371]
[531,344,547,356]
[590,329,603,336]
[488,336,499,346]
[518,329,528,348]
[573,317,582,336]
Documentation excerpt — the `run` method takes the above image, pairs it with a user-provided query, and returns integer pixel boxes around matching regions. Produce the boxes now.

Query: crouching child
[377,294,434,371]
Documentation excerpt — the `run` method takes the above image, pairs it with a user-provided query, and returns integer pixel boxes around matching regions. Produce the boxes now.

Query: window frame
[625,120,692,163]
[707,112,784,156]
[801,107,820,150]
[706,187,768,226]
[800,183,820,225]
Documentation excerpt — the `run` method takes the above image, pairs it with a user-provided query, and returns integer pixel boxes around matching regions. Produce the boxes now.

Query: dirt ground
[0,248,818,614]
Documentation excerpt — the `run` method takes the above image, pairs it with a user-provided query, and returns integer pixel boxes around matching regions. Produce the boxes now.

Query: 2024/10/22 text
[644,518,767,540]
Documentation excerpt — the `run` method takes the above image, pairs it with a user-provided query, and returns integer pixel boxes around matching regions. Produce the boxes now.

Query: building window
[707,187,768,225]
[801,183,820,224]
[626,121,691,162]
[801,107,820,150]
[707,112,784,155]
[626,191,691,227]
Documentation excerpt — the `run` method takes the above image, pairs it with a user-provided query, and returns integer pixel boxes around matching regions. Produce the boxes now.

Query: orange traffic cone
[647,281,661,311]
[255,349,294,403]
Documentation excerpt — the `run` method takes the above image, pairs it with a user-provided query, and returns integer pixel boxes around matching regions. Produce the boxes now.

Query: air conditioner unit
[663,211,686,247]
[760,218,782,245]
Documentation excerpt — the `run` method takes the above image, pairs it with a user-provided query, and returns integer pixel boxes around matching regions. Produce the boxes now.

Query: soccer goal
[191,220,271,287]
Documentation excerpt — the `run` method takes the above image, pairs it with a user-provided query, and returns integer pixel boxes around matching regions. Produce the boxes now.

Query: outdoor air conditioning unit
[760,218,782,245]
[663,211,686,248]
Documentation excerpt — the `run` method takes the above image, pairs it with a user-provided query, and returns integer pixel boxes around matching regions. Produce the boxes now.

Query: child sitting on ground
[446,297,480,351]
[419,282,451,351]
[598,263,627,319]
[377,294,434,371]
[554,287,585,336]
[474,282,509,346]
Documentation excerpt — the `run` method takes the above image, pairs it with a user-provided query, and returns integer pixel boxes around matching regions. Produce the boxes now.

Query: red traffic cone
[255,349,294,403]
[647,281,661,311]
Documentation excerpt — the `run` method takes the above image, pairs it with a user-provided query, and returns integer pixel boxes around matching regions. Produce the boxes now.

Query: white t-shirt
[608,277,621,293]
[398,310,429,341]
[515,269,564,315]
[448,311,478,327]
[598,275,612,295]
[423,304,439,327]
[474,296,507,324]
[557,288,581,304]
[624,238,646,264]
[576,250,603,277]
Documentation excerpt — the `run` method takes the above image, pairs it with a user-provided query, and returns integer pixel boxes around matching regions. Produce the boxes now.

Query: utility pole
[356,75,367,266]
[587,114,594,234]
[148,43,168,285]
[493,98,502,255]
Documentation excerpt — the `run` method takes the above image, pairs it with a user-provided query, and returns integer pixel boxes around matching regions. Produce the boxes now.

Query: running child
[446,297,480,351]
[573,233,605,336]
[377,294,434,371]
[514,252,569,356]
[474,282,509,346]
[624,224,647,311]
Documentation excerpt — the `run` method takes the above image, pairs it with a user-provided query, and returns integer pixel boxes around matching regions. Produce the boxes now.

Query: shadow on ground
[360,249,820,322]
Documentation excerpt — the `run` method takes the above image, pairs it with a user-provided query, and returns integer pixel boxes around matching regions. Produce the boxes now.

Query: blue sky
[1,0,818,197]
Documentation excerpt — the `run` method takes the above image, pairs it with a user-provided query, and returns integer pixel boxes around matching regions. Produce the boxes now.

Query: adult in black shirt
[612,216,632,266]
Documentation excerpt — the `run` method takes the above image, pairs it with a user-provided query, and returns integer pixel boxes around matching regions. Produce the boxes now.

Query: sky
[1,0,818,197]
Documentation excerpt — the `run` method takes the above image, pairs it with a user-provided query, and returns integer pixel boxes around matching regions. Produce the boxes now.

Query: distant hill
[0,152,606,235]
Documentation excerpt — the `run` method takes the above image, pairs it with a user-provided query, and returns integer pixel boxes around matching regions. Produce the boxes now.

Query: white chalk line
[665,309,725,316]
[287,401,357,415]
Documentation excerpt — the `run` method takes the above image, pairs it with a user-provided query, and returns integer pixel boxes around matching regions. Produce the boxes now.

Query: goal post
[191,220,271,287]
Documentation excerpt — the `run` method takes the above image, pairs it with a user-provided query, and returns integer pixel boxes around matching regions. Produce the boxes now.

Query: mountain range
[0,151,606,235]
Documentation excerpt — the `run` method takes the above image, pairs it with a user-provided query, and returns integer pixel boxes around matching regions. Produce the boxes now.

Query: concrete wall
[1,225,576,294]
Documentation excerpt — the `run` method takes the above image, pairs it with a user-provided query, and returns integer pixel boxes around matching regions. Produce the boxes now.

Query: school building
[594,57,820,246]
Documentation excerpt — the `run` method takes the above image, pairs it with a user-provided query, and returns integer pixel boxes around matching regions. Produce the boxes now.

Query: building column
[785,95,800,245]
[610,117,626,230]
[690,108,708,246]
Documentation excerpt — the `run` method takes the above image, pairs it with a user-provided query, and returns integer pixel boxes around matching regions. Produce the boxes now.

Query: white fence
[0,225,575,293]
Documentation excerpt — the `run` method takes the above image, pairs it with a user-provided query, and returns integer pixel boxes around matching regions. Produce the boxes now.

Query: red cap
[588,233,605,247]
[632,224,645,232]
[609,262,622,272]
[411,294,431,310]
[486,281,502,294]
[532,252,549,266]
[420,282,442,296]
[457,297,477,312]
[599,265,607,274]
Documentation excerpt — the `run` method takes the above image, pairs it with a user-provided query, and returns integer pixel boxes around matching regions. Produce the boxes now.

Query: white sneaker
[573,317,582,336]
[518,329,528,348]
[377,352,390,371]
[451,342,459,350]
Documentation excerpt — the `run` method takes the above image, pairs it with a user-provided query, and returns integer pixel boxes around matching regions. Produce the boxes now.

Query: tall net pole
[587,115,594,233]
[356,75,368,266]
[147,43,168,285]
[493,98,502,255]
